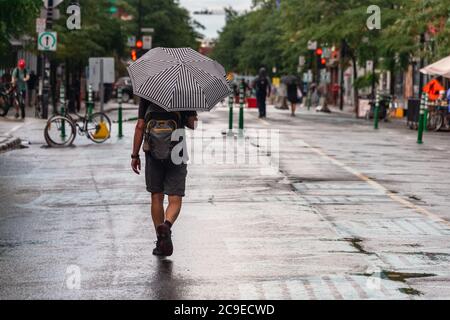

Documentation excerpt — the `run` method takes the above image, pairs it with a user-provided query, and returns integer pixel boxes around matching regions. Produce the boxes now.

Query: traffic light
[131,49,137,61]
[136,40,143,49]
[108,0,118,14]
[321,58,327,66]
[316,48,323,56]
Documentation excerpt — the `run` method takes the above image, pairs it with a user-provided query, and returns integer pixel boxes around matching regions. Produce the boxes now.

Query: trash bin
[246,97,257,108]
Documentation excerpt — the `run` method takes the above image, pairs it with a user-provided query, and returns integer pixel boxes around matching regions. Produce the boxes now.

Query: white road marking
[238,284,260,299]
[6,124,24,136]
[256,115,450,229]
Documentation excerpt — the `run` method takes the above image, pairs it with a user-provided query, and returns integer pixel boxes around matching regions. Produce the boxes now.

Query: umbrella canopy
[420,55,450,79]
[127,47,232,112]
[281,75,298,85]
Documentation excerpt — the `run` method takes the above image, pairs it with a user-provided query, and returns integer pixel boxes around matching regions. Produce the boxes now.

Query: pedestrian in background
[11,59,29,119]
[287,80,302,117]
[446,87,450,111]
[253,67,271,118]
[27,70,37,108]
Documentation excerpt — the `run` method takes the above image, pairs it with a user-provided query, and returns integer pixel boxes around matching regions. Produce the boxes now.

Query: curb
[0,136,22,153]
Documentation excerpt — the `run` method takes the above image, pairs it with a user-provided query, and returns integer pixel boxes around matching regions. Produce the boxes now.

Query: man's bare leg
[151,193,165,230]
[165,195,183,226]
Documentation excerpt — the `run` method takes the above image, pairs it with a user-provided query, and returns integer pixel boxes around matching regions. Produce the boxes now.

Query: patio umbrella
[420,55,450,79]
[127,47,232,112]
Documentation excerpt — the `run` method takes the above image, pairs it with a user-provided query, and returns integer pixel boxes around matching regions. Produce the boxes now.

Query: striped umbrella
[127,47,232,112]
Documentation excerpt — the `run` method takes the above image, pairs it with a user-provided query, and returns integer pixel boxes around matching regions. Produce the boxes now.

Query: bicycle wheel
[44,115,76,147]
[86,112,112,143]
[435,113,444,132]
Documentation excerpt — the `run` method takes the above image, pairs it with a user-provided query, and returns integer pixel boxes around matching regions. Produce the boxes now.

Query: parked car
[112,77,133,103]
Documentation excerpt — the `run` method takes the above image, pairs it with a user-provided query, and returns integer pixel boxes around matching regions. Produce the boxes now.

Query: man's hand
[131,157,141,175]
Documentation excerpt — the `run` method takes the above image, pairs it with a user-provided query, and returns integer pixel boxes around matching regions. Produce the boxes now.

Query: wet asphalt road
[1,103,450,299]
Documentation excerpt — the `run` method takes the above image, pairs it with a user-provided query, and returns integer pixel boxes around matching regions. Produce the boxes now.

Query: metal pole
[100,58,104,114]
[417,93,426,144]
[43,0,54,118]
[60,85,66,138]
[374,92,380,130]
[239,82,244,134]
[118,87,123,138]
[228,93,234,135]
[87,84,93,121]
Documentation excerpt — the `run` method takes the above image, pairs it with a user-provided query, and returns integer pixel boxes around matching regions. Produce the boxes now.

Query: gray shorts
[145,154,187,197]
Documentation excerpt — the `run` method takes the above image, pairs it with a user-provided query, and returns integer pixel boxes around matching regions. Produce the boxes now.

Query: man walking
[27,70,37,108]
[11,59,29,119]
[253,68,271,118]
[131,98,197,257]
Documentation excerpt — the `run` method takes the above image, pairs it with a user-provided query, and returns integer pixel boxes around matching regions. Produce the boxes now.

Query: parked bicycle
[0,83,23,118]
[44,107,112,147]
[433,106,450,131]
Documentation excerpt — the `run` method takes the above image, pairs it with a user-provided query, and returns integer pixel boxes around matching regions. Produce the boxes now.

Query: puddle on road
[341,237,373,255]
[381,271,435,283]
[398,288,424,296]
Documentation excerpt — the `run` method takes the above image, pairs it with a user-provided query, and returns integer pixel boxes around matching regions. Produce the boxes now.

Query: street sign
[298,56,305,67]
[304,70,313,83]
[38,31,57,51]
[43,0,63,8]
[307,40,317,50]
[366,60,374,70]
[88,58,115,91]
[323,48,331,59]
[320,70,331,84]
[141,28,154,33]
[143,35,152,50]
[36,18,46,33]
[127,36,136,47]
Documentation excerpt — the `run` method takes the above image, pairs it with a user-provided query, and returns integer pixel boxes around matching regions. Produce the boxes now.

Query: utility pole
[339,40,346,111]
[419,33,425,96]
[43,0,53,117]
[138,0,142,39]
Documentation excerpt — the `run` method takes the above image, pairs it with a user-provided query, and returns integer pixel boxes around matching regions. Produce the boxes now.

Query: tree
[125,0,200,49]
[0,0,41,62]
[213,0,283,75]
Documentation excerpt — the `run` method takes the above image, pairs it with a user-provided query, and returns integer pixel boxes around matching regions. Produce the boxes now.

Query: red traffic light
[316,48,323,56]
[321,58,327,65]
[136,40,143,49]
[131,49,137,61]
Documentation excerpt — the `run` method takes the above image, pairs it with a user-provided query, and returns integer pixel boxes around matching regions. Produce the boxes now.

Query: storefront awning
[420,55,450,79]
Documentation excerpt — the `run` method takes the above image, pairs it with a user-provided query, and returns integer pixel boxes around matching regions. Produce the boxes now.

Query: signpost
[88,58,115,113]
[36,18,46,33]
[127,36,136,47]
[38,31,57,51]
[143,35,152,50]
[43,0,63,8]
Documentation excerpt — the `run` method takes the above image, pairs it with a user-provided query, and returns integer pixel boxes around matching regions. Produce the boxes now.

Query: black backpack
[143,111,181,160]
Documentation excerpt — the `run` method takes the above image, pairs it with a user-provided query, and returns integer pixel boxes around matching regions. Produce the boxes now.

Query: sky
[178,0,253,39]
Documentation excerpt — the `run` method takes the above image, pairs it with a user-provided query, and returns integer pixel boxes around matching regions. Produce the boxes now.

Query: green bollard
[239,82,244,135]
[118,88,123,138]
[374,93,380,130]
[228,94,234,135]
[417,94,426,144]
[423,97,429,132]
[60,85,66,139]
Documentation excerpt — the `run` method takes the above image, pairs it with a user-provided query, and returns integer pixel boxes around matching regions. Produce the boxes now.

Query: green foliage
[212,0,283,75]
[214,0,450,75]
[0,0,41,59]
